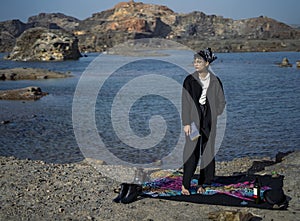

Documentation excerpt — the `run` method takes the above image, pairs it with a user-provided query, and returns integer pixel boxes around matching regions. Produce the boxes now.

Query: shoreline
[1,151,299,221]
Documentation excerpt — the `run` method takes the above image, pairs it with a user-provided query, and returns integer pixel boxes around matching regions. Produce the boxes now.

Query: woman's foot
[197,186,206,194]
[181,185,190,195]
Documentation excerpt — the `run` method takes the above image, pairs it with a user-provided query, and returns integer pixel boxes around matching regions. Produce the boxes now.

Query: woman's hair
[194,48,217,64]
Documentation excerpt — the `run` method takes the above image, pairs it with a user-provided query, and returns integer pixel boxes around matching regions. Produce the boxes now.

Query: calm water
[0,51,299,164]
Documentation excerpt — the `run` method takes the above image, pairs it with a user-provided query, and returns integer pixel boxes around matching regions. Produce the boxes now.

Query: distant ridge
[1,1,300,53]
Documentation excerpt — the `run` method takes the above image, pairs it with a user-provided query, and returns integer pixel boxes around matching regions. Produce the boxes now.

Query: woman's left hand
[184,125,191,136]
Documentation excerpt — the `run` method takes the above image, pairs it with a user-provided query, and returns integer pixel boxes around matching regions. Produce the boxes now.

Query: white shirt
[199,72,210,105]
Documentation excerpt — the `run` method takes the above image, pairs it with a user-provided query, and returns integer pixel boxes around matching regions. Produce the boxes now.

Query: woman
[181,48,226,195]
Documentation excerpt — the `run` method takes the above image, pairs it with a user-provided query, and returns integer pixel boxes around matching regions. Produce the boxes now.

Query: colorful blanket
[142,171,270,202]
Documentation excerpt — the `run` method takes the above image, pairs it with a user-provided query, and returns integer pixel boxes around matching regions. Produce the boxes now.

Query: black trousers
[182,104,215,189]
[182,136,215,189]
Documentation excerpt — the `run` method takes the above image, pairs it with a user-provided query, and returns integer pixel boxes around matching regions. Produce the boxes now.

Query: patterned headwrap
[194,48,217,64]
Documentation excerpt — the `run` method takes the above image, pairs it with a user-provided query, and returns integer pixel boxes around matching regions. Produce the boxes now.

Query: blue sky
[0,0,299,25]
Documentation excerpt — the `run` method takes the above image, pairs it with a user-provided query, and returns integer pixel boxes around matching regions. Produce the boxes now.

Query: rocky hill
[1,1,300,53]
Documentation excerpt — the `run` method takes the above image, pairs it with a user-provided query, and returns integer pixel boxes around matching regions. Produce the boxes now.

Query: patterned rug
[141,171,287,209]
[142,171,269,201]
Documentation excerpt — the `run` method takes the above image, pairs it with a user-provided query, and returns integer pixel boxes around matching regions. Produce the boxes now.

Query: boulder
[296,61,300,68]
[279,57,292,67]
[5,27,81,61]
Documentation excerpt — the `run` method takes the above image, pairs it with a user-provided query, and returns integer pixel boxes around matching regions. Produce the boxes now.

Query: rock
[0,14,79,53]
[0,19,32,52]
[0,19,28,37]
[279,57,293,67]
[0,86,48,100]
[5,27,81,61]
[208,210,259,221]
[0,68,70,80]
[85,158,107,165]
[0,73,6,80]
[0,31,16,53]
[27,13,80,32]
[296,60,300,68]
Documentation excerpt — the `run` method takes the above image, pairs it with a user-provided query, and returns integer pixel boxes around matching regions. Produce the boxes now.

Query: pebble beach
[0,151,299,221]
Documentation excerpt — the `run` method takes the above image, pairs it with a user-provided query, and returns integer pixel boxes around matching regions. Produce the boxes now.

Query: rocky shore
[0,151,299,221]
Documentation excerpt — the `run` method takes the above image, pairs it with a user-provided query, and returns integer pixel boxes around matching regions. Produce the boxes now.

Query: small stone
[1,120,10,124]
[87,216,94,220]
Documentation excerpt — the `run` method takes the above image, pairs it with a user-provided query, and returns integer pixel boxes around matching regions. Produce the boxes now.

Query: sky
[0,0,299,25]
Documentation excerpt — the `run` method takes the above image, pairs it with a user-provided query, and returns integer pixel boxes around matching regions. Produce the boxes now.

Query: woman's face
[194,58,209,72]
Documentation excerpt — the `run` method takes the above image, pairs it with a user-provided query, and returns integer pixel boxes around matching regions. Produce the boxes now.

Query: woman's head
[194,48,217,64]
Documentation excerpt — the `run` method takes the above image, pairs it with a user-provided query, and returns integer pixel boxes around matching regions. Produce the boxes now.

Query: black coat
[181,71,226,163]
[182,71,225,129]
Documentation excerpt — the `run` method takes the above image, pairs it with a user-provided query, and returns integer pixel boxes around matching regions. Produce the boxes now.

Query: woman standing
[181,48,226,195]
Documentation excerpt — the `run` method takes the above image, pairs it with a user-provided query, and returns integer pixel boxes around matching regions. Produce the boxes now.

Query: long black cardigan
[181,71,226,165]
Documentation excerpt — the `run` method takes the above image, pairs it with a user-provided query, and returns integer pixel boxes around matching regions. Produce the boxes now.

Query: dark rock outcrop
[279,57,292,67]
[0,86,48,100]
[0,67,71,80]
[5,27,81,61]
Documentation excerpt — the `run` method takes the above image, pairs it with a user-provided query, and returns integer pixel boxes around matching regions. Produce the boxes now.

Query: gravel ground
[0,151,299,221]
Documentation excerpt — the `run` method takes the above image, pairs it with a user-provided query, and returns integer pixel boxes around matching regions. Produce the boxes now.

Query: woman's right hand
[184,125,191,136]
